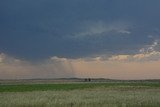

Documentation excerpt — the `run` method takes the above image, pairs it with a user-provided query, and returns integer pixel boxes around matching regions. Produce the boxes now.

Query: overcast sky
[0,0,160,79]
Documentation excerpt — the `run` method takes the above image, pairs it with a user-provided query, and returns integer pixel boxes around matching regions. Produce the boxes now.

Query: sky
[0,0,160,79]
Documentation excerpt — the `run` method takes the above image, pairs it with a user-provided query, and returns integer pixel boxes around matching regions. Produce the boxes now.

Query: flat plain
[0,79,160,107]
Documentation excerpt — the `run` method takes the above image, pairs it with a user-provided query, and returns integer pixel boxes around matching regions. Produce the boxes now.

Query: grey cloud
[1,0,160,59]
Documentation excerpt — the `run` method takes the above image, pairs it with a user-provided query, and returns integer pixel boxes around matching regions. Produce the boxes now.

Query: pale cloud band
[108,51,160,62]
[70,21,131,39]
[1,50,160,80]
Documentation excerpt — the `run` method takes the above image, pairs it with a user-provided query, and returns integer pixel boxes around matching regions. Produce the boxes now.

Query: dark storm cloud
[0,0,160,60]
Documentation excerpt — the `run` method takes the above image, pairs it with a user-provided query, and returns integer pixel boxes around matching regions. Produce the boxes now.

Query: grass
[0,82,160,92]
[0,81,160,107]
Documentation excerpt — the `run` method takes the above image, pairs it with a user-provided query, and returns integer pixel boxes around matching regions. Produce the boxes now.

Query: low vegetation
[0,81,160,107]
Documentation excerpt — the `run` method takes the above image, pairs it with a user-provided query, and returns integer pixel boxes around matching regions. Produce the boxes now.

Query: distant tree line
[84,78,91,82]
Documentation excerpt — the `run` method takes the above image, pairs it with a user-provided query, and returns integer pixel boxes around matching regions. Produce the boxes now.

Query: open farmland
[0,80,160,107]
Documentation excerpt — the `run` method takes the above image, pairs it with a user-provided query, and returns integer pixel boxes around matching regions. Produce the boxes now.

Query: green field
[0,81,160,107]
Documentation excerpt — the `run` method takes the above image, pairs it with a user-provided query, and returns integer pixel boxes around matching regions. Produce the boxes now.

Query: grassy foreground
[0,82,160,107]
